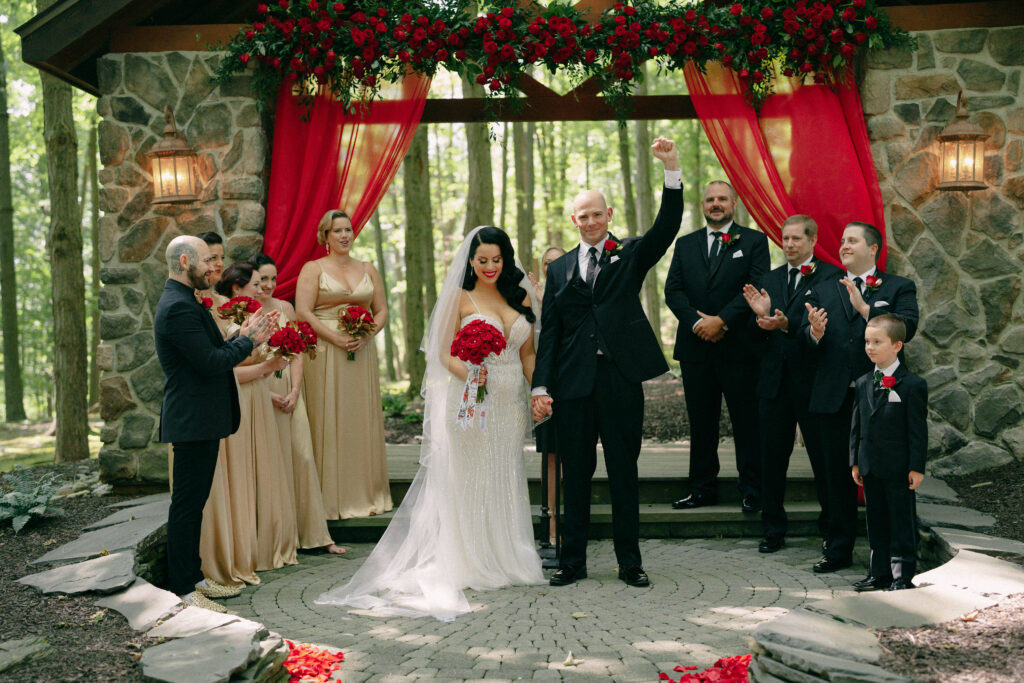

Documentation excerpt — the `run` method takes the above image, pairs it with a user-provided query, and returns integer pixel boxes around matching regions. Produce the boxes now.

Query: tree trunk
[402,126,430,397]
[40,47,88,461]
[371,211,397,382]
[690,120,704,231]
[513,121,535,273]
[617,125,638,239]
[86,121,100,409]
[460,77,493,235]
[499,121,509,229]
[633,79,662,338]
[0,37,27,422]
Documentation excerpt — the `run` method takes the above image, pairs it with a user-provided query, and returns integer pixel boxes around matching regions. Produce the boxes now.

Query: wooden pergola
[17,0,1024,122]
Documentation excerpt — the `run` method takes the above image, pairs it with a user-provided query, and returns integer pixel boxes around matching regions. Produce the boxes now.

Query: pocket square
[610,255,620,263]
[888,391,901,403]
[874,300,890,307]
[732,250,744,258]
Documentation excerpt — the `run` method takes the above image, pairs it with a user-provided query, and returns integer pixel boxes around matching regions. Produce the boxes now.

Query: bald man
[532,138,683,588]
[155,236,277,607]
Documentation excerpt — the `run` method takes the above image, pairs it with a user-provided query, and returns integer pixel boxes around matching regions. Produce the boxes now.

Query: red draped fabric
[263,75,431,300]
[683,63,887,269]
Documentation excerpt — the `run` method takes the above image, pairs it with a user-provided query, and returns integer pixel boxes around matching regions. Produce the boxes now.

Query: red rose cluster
[338,305,375,360]
[881,375,896,389]
[217,0,911,114]
[218,296,262,325]
[451,319,506,366]
[269,323,306,356]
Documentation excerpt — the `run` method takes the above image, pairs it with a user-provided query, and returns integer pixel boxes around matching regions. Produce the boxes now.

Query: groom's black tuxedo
[155,278,254,595]
[754,259,842,540]
[534,186,682,570]
[799,268,919,563]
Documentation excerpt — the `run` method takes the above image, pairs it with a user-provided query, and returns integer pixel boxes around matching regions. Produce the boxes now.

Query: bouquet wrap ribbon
[455,363,489,430]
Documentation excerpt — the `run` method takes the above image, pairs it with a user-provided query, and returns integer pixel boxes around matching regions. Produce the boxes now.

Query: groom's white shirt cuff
[532,387,548,397]
[664,169,682,189]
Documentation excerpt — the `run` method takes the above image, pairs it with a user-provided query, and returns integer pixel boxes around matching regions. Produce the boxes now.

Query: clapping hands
[241,309,281,344]
[805,302,828,340]
[743,285,789,331]
[839,278,870,319]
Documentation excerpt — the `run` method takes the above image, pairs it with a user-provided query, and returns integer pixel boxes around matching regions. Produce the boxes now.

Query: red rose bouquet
[450,319,507,428]
[218,296,261,324]
[267,320,321,377]
[338,305,375,360]
[292,320,319,361]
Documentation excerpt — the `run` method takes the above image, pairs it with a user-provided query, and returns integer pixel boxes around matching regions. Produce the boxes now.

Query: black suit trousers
[680,359,760,498]
[758,371,828,539]
[166,439,220,595]
[556,357,643,569]
[812,388,859,561]
[863,473,918,580]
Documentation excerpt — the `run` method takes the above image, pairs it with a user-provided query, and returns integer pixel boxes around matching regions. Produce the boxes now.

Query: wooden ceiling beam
[420,94,696,123]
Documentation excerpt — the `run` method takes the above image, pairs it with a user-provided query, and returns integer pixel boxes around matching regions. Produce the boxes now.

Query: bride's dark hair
[461,226,535,323]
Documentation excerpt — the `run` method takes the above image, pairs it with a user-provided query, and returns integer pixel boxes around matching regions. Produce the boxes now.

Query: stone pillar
[860,26,1024,474]
[95,52,269,488]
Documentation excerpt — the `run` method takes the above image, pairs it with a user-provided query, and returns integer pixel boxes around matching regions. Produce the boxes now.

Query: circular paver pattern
[226,538,869,682]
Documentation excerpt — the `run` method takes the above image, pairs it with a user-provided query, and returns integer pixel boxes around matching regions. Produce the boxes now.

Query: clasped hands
[531,395,553,422]
[693,312,726,342]
[336,331,370,354]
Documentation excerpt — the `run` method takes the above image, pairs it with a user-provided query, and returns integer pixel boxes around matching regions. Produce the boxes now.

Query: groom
[532,137,683,587]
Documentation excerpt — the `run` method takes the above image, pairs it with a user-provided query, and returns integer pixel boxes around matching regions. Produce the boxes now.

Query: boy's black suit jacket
[154,279,255,443]
[801,269,919,415]
[533,186,683,401]
[665,224,770,361]
[849,364,928,479]
[755,259,844,400]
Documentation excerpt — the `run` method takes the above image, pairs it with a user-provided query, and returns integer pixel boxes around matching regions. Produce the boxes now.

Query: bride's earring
[326,242,331,256]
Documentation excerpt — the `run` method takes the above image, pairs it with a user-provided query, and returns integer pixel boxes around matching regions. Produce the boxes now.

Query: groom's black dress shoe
[886,578,914,591]
[618,566,650,587]
[852,575,892,592]
[672,493,716,509]
[741,495,761,514]
[549,565,586,586]
[758,536,785,553]
[812,557,853,574]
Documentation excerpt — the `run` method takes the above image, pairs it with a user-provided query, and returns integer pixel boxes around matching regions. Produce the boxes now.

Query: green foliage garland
[212,0,915,114]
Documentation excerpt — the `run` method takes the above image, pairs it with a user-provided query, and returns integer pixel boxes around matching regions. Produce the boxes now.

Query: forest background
[0,0,785,454]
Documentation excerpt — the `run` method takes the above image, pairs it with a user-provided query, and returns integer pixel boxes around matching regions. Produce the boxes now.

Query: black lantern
[937,90,989,192]
[147,106,199,203]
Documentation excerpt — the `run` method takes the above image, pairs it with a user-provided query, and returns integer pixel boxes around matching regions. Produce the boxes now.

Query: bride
[315,226,545,621]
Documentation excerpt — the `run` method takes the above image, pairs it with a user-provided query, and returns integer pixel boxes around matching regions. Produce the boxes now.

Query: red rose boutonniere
[604,239,622,256]
[799,263,816,278]
[720,232,740,248]
[864,274,882,292]
[873,371,897,391]
[201,297,213,309]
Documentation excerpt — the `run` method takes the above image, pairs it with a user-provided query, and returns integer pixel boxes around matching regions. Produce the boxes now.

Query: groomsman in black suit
[800,221,919,573]
[742,215,843,553]
[532,138,683,588]
[155,236,277,605]
[665,181,770,512]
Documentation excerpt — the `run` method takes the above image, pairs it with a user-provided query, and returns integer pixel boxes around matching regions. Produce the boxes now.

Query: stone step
[386,476,823,507]
[327,502,866,542]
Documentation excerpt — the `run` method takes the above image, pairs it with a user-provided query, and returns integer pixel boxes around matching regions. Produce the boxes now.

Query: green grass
[0,422,103,473]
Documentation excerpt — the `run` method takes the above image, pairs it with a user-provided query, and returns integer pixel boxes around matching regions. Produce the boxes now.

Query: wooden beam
[111,24,244,52]
[421,94,696,123]
[882,0,1024,30]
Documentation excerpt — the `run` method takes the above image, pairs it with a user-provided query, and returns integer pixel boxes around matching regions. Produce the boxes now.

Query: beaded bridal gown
[315,306,544,621]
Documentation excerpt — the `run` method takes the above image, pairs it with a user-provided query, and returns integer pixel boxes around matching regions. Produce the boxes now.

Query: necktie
[585,246,598,288]
[709,232,722,261]
[787,267,799,300]
[853,276,864,295]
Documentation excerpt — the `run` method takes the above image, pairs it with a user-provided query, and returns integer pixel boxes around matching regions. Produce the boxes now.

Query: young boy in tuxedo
[849,314,927,591]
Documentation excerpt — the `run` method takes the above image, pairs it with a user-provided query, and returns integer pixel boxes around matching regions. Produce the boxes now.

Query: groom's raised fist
[651,137,679,170]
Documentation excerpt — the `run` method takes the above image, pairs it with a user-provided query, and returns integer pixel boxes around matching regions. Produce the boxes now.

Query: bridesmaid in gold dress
[200,262,296,588]
[254,253,345,554]
[295,210,393,520]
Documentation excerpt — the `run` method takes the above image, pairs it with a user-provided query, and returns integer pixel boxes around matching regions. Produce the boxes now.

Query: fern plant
[0,466,65,534]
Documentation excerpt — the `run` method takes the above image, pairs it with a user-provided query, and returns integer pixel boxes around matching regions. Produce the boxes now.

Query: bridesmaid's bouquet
[338,305,375,360]
[267,321,319,377]
[218,296,261,325]
[450,320,507,429]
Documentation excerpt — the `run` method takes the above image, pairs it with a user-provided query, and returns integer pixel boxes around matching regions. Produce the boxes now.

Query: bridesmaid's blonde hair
[316,209,352,246]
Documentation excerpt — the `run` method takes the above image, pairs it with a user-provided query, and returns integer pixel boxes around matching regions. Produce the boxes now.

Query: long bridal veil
[314,226,538,622]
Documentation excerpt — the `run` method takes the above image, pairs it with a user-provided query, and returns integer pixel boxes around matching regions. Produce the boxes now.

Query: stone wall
[95,52,268,487]
[861,26,1024,475]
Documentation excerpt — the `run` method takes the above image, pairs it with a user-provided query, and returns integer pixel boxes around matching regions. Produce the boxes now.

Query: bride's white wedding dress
[315,302,544,621]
